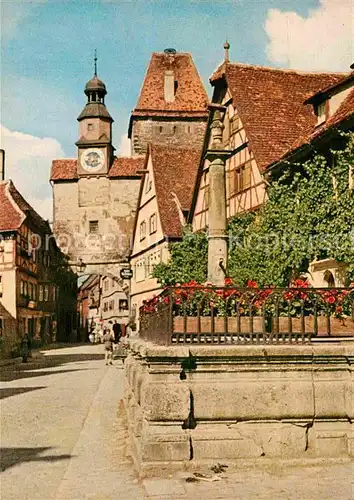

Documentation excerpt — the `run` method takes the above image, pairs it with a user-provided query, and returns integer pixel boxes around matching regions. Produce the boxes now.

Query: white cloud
[0,0,47,42]
[265,0,354,71]
[0,124,64,221]
[117,134,131,157]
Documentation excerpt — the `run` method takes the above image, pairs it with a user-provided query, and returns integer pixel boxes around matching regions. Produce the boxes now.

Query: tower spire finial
[223,40,230,62]
[94,49,97,76]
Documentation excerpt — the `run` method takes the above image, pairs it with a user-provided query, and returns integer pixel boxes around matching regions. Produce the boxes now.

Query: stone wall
[53,177,140,272]
[131,118,207,156]
[124,339,354,474]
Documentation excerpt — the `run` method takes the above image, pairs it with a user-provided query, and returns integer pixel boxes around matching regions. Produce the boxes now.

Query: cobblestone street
[1,345,353,500]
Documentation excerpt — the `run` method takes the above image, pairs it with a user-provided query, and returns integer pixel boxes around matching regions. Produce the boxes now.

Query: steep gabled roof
[277,81,354,163]
[130,52,209,120]
[150,144,201,238]
[0,181,24,231]
[0,180,49,232]
[50,156,144,181]
[210,62,344,171]
[305,71,354,103]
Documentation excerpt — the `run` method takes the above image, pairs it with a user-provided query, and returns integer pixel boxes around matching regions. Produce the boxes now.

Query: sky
[0,0,353,220]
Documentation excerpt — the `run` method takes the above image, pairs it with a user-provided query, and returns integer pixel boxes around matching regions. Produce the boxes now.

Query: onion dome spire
[77,50,112,122]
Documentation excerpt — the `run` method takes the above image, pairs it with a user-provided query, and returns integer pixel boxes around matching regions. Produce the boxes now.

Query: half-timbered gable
[190,60,345,231]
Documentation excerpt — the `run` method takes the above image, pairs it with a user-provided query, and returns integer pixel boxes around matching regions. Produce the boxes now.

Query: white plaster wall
[0,270,17,318]
[329,85,353,117]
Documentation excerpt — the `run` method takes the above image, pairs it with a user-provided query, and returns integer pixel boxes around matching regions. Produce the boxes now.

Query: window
[52,286,57,301]
[87,123,93,131]
[149,213,157,234]
[109,300,114,311]
[324,271,335,288]
[140,221,146,241]
[316,101,326,125]
[135,259,146,282]
[174,80,178,94]
[119,299,128,311]
[230,116,240,135]
[233,164,252,194]
[103,302,108,312]
[104,279,109,291]
[145,174,152,194]
[24,281,28,297]
[44,285,49,302]
[159,126,163,134]
[39,285,44,302]
[89,221,99,234]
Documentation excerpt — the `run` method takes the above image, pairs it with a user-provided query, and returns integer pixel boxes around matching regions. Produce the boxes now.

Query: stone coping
[128,338,354,361]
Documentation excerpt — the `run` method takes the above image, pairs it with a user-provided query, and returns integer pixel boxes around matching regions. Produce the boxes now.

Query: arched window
[324,270,335,288]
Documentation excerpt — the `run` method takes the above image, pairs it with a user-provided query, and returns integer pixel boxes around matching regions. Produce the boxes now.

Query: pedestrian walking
[102,328,114,365]
[21,333,31,363]
[112,320,122,344]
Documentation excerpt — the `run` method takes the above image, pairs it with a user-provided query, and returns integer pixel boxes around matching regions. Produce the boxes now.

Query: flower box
[173,316,264,334]
[277,316,354,335]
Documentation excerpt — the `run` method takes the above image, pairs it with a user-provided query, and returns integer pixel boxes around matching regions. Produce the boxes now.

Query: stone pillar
[205,109,231,286]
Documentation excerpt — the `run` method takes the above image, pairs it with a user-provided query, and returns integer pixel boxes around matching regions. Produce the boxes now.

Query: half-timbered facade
[0,180,76,353]
[190,55,345,231]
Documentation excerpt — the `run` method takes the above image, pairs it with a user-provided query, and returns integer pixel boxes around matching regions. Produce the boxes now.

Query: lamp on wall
[75,258,87,274]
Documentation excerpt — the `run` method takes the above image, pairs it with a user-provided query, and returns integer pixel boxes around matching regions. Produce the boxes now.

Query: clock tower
[76,65,114,176]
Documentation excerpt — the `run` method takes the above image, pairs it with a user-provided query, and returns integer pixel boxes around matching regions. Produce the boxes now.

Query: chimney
[0,149,5,181]
[164,48,177,103]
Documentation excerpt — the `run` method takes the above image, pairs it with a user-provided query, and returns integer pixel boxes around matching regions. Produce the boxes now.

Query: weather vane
[94,49,97,76]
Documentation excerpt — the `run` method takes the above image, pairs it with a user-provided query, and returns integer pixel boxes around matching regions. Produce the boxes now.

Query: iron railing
[139,286,354,345]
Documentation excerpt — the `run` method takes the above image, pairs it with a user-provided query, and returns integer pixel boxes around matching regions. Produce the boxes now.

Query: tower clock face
[81,148,105,172]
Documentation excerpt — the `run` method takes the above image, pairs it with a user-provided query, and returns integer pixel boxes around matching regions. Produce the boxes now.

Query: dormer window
[316,101,326,126]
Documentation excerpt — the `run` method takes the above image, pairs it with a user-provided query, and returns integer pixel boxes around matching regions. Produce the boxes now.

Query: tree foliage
[153,132,354,286]
[152,226,208,286]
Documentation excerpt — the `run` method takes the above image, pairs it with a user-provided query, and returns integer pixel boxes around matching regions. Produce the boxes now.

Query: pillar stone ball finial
[224,40,230,62]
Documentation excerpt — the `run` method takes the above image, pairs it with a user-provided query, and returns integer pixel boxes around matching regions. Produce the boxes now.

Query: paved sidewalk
[141,460,353,499]
[55,363,145,500]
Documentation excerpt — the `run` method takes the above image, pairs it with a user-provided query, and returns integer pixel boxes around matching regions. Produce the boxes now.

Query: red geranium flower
[247,280,258,288]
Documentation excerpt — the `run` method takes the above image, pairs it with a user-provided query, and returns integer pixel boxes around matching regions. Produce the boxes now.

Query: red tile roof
[51,159,78,181]
[150,144,201,238]
[0,181,24,231]
[284,86,354,157]
[131,52,209,118]
[305,71,354,103]
[108,156,145,178]
[50,156,144,181]
[0,180,48,232]
[210,62,345,171]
